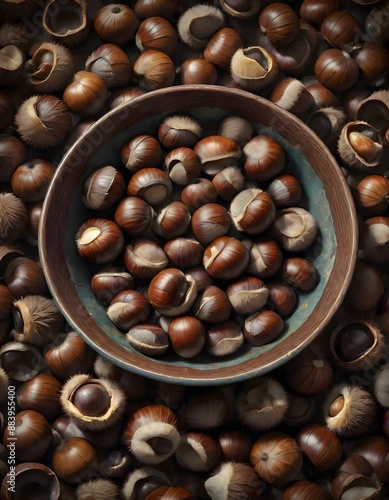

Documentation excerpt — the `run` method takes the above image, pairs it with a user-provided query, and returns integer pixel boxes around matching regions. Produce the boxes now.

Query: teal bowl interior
[39,85,358,385]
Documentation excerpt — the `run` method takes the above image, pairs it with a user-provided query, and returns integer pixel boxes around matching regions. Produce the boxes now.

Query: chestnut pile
[76,113,319,359]
[0,0,389,498]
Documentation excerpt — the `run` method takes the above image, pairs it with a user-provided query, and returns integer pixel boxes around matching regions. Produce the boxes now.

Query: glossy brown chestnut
[52,437,98,484]
[168,316,206,358]
[0,135,27,183]
[127,168,173,206]
[354,175,389,215]
[250,432,303,486]
[124,238,168,280]
[16,374,62,421]
[181,178,218,210]
[63,71,108,117]
[94,4,140,45]
[259,3,300,48]
[76,218,124,265]
[82,165,126,211]
[193,285,232,324]
[280,257,317,292]
[133,49,175,90]
[207,320,244,356]
[321,11,362,50]
[85,43,133,89]
[314,49,360,92]
[158,114,202,150]
[92,266,135,305]
[121,134,163,173]
[300,0,341,26]
[345,261,385,312]
[191,203,230,244]
[283,480,332,500]
[297,424,342,471]
[203,236,249,280]
[247,239,283,279]
[203,27,244,70]
[175,431,223,472]
[244,309,284,346]
[177,4,225,49]
[136,16,178,57]
[5,256,49,300]
[11,159,55,204]
[108,289,150,331]
[164,237,204,269]
[114,197,154,237]
[243,135,285,182]
[127,324,169,356]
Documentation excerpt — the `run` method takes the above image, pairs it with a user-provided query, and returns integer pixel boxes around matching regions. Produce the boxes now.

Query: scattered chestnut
[177,4,225,49]
[259,3,300,48]
[206,320,244,357]
[11,159,55,203]
[94,4,140,45]
[314,49,360,92]
[297,424,342,471]
[136,16,178,57]
[63,70,108,117]
[246,239,283,278]
[180,57,218,85]
[181,178,218,210]
[133,49,175,90]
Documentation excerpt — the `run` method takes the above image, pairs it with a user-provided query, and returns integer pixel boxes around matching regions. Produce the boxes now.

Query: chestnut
[180,57,218,85]
[0,341,46,382]
[259,3,300,48]
[5,256,49,299]
[226,276,269,315]
[123,404,180,465]
[0,135,27,183]
[207,320,244,357]
[11,159,55,204]
[164,147,202,186]
[212,166,245,202]
[175,431,223,472]
[300,0,341,26]
[354,175,389,215]
[51,437,98,484]
[193,285,232,324]
[136,16,178,57]
[91,267,135,305]
[134,0,179,22]
[107,289,150,331]
[82,165,126,211]
[230,188,276,235]
[152,202,191,240]
[3,410,52,461]
[94,4,140,45]
[194,135,241,175]
[114,197,154,237]
[297,424,342,471]
[230,46,279,91]
[203,27,244,70]
[205,462,263,499]
[15,95,73,149]
[345,261,385,312]
[203,236,249,280]
[158,114,202,150]
[63,71,108,118]
[270,78,314,117]
[124,238,168,280]
[244,310,284,346]
[44,331,95,381]
[168,316,206,359]
[121,134,163,173]
[272,207,318,252]
[191,203,230,244]
[76,479,120,500]
[339,122,383,169]
[177,4,225,49]
[16,373,62,421]
[283,480,332,500]
[359,218,389,263]
[133,49,175,90]
[148,269,197,316]
[181,178,218,210]
[217,114,254,147]
[250,432,303,486]
[163,237,204,269]
[237,377,288,431]
[314,49,360,92]
[127,324,169,356]
[280,257,318,291]
[76,218,124,264]
[246,239,283,279]
[13,295,64,346]
[127,168,173,206]
[321,11,362,50]
[60,373,126,430]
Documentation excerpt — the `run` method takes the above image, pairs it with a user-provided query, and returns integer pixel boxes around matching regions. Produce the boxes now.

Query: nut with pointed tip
[63,71,107,118]
[61,374,125,431]
[5,256,49,299]
[297,424,342,472]
[193,285,231,324]
[114,197,154,237]
[180,57,218,85]
[203,27,244,71]
[51,436,98,484]
[267,281,297,317]
[271,78,314,117]
[354,175,389,216]
[164,148,202,187]
[11,159,55,204]
[315,49,359,93]
[280,257,318,292]
[136,16,178,57]
[148,269,197,316]
[94,4,139,45]
[246,239,283,279]
[266,174,302,208]
[250,432,303,486]
[124,404,180,465]
[181,178,217,211]
[175,431,223,472]
[163,237,204,269]
[194,135,241,176]
[16,373,62,421]
[85,43,132,89]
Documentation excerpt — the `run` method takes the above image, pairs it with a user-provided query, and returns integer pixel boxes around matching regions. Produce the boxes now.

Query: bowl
[39,85,358,385]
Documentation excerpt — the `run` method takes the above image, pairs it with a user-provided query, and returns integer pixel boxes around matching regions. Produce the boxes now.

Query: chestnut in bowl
[39,85,357,385]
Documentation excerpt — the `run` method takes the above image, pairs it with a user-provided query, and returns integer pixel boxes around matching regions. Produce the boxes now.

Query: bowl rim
[39,84,358,385]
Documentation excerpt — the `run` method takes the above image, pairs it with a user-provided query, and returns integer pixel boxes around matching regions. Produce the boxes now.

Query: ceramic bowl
[39,85,358,385]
